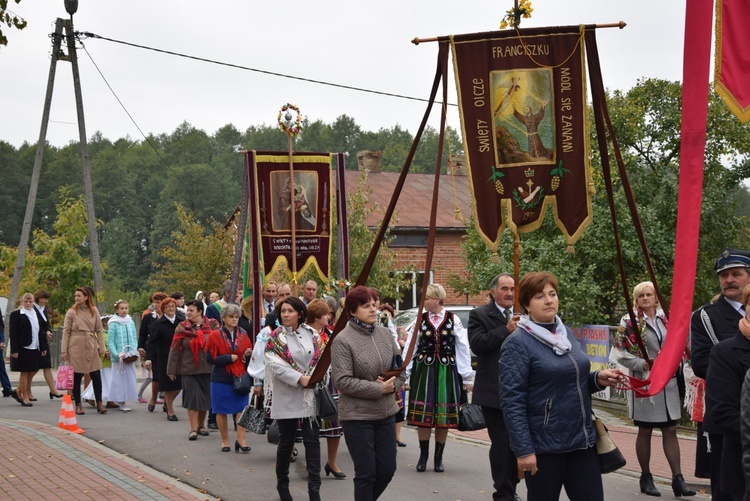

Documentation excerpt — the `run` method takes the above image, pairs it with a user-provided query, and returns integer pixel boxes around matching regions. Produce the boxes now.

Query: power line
[76,31,457,107]
[78,40,170,168]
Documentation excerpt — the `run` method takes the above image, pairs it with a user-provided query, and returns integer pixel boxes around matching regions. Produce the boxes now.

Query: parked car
[393,305,477,367]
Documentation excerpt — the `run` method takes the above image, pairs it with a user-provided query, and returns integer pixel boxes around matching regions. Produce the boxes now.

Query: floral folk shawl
[206,326,252,377]
[614,307,668,357]
[171,316,220,367]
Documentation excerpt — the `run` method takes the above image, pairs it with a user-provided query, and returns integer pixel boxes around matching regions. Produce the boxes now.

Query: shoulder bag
[458,403,487,431]
[593,413,627,473]
[233,372,252,395]
[315,382,338,421]
[238,394,266,434]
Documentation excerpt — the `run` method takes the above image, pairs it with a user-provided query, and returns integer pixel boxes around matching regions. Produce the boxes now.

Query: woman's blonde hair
[742,283,750,307]
[632,281,659,310]
[19,292,34,306]
[425,284,446,305]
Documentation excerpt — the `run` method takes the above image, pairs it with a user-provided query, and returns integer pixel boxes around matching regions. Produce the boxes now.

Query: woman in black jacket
[144,298,184,419]
[9,293,49,406]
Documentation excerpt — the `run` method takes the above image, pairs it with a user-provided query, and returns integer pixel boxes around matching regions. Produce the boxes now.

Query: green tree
[149,205,235,295]
[0,0,26,46]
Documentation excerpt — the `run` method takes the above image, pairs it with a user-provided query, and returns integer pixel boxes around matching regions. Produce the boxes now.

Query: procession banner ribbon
[250,152,334,283]
[714,0,750,123]
[451,25,593,253]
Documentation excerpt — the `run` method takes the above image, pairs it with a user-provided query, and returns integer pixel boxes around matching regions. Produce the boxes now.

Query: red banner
[451,26,593,251]
[715,0,750,123]
[248,152,333,283]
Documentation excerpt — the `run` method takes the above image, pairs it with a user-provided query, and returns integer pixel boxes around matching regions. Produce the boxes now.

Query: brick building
[344,151,487,309]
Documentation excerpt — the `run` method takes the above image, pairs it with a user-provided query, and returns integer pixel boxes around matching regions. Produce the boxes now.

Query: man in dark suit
[468,273,521,501]
[691,248,750,501]
[263,283,293,330]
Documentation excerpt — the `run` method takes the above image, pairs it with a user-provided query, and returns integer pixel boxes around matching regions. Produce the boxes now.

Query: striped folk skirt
[407,360,461,428]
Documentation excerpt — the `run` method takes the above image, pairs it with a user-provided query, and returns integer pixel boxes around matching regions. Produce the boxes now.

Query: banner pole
[287,134,298,295]
[411,21,626,45]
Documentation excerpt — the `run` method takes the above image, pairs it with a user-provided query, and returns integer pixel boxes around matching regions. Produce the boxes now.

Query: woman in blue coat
[499,272,624,501]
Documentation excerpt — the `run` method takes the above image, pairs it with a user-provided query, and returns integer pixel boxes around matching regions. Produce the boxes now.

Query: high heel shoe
[147,403,155,412]
[96,402,108,414]
[671,474,696,497]
[324,463,346,479]
[28,397,38,402]
[75,404,85,415]
[20,401,33,407]
[49,392,63,399]
[639,473,661,497]
[221,444,231,452]
[235,440,251,454]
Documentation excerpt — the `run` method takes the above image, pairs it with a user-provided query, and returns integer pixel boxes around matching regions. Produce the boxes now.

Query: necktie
[431,314,439,324]
[268,302,273,312]
[504,309,512,322]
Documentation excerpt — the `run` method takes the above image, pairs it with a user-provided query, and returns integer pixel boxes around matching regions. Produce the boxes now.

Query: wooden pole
[411,21,627,45]
[513,238,521,312]
[287,134,298,296]
[5,19,64,328]
[65,19,105,311]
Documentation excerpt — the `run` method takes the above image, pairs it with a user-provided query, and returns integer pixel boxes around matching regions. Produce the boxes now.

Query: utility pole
[64,17,105,309]
[5,2,105,327]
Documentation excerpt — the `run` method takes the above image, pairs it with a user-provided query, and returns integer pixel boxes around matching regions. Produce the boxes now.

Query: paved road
[0,387,709,501]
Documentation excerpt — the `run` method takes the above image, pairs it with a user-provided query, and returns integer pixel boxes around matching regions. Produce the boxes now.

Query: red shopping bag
[55,363,74,391]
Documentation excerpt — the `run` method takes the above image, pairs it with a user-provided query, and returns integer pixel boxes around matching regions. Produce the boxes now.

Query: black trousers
[708,432,735,501]
[276,418,320,495]
[342,416,397,501]
[525,446,603,501]
[482,405,519,501]
[73,370,101,405]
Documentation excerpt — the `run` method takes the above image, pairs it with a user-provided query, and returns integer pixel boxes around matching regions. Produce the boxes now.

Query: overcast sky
[2,0,690,148]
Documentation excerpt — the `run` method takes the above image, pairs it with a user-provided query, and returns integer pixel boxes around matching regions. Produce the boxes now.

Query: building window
[390,270,434,310]
[388,234,428,248]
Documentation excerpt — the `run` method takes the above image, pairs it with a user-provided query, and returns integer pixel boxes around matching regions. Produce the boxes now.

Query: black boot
[671,474,696,497]
[416,440,429,472]
[434,441,446,472]
[639,473,661,497]
[277,485,293,501]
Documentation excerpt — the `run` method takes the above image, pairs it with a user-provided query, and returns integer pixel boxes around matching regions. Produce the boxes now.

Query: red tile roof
[344,171,472,230]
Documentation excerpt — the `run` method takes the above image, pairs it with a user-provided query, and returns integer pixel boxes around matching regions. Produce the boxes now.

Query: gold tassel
[566,244,575,254]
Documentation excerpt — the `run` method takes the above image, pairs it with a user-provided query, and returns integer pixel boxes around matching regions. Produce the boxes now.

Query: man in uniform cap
[690,247,750,500]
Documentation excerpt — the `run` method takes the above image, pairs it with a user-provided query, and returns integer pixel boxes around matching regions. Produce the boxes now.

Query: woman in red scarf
[206,303,253,452]
[167,299,219,441]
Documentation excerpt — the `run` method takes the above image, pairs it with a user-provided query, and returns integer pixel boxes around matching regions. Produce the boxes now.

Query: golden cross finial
[526,179,534,192]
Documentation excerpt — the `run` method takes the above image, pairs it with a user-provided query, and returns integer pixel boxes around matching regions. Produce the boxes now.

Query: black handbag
[315,383,338,421]
[593,414,627,473]
[233,373,252,395]
[457,403,487,431]
[238,395,266,434]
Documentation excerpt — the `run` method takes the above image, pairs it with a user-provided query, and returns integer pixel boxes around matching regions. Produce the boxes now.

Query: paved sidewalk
[0,419,213,500]
[451,407,710,495]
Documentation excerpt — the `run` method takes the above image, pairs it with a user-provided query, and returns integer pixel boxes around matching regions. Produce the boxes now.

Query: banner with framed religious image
[451,25,594,252]
[248,151,333,282]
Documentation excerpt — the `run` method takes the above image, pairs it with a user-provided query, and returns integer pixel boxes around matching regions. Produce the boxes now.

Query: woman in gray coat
[331,286,406,501]
[265,296,323,501]
[613,281,695,497]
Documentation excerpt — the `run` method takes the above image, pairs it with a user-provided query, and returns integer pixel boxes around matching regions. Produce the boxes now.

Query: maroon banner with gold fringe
[249,151,333,283]
[714,0,750,123]
[451,26,593,251]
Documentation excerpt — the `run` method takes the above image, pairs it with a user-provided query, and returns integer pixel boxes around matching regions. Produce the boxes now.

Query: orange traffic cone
[58,394,84,434]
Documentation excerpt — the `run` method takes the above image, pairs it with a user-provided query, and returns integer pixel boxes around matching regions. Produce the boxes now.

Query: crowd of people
[3,247,750,500]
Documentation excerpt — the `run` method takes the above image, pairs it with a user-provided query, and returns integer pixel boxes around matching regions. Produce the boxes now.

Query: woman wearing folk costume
[205,303,253,453]
[106,300,139,411]
[306,298,346,479]
[406,284,475,473]
[265,296,323,501]
[167,299,219,441]
[612,281,695,497]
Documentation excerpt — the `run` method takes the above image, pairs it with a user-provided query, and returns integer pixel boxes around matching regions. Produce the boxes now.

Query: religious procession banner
[248,151,334,283]
[451,25,593,251]
[714,0,750,123]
